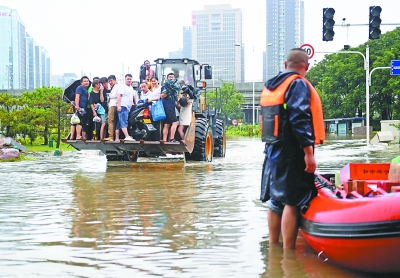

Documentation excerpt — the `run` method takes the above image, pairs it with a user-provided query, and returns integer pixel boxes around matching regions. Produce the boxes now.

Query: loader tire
[213,119,226,157]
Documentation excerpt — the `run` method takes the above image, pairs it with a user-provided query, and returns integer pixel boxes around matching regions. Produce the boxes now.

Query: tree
[205,81,245,124]
[307,27,400,121]
[0,93,20,137]
[19,87,70,147]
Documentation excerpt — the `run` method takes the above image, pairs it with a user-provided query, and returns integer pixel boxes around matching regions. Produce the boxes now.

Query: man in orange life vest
[260,48,325,249]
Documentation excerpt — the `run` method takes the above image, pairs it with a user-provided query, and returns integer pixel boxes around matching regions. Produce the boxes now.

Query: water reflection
[0,137,399,276]
[259,235,366,278]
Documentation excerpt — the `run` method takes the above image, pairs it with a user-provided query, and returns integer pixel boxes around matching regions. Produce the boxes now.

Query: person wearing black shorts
[74,76,90,139]
[160,73,180,142]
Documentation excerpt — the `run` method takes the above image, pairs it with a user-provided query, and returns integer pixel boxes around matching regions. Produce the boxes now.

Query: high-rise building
[0,6,27,90]
[63,73,78,89]
[41,48,51,87]
[168,49,184,59]
[34,46,42,88]
[182,26,192,59]
[51,74,64,88]
[26,35,37,90]
[0,6,51,90]
[191,4,243,84]
[264,0,304,81]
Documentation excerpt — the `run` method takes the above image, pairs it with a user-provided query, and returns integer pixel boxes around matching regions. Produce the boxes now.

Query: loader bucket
[62,114,196,158]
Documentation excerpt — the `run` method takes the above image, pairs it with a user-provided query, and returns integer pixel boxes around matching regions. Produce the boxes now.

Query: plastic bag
[93,116,101,123]
[151,99,166,122]
[95,103,105,115]
[70,112,80,124]
[76,108,86,116]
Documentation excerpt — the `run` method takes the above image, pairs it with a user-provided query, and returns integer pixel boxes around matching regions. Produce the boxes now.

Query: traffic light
[323,8,335,41]
[369,6,382,40]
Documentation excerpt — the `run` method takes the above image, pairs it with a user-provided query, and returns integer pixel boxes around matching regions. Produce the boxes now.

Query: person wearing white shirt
[115,74,138,141]
[140,82,160,103]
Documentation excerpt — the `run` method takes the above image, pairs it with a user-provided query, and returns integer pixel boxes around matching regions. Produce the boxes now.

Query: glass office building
[26,35,37,89]
[264,0,304,81]
[0,6,26,89]
[182,26,192,59]
[191,5,243,84]
[0,6,51,90]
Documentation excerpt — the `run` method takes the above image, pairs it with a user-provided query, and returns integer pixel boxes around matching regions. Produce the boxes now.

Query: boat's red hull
[301,177,400,273]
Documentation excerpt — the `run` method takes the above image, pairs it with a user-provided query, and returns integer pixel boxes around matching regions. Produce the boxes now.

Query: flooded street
[0,136,398,277]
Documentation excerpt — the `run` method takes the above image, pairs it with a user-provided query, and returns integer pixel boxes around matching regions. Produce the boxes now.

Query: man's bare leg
[163,124,171,141]
[169,122,179,141]
[100,124,105,140]
[76,125,82,139]
[115,129,120,141]
[178,125,185,141]
[268,209,282,245]
[121,127,129,138]
[281,205,300,249]
[70,126,76,140]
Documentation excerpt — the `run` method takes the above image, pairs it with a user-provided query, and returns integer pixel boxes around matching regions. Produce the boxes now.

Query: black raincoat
[260,71,317,207]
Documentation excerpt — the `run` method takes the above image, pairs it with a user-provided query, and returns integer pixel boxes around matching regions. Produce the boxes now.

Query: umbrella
[63,79,92,104]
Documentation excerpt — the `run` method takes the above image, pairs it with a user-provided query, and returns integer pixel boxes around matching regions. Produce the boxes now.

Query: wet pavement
[0,136,398,277]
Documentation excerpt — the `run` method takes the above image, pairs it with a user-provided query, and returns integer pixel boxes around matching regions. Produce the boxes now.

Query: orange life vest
[260,74,325,145]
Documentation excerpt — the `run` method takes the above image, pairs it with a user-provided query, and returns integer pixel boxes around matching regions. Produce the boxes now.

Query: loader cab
[153,58,211,88]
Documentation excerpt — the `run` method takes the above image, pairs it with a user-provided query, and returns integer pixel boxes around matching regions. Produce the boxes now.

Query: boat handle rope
[317,251,329,262]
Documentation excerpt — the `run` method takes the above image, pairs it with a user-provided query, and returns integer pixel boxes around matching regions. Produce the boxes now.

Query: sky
[2,0,399,82]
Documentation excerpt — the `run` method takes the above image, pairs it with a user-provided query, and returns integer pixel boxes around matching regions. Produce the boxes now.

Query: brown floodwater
[0,136,399,277]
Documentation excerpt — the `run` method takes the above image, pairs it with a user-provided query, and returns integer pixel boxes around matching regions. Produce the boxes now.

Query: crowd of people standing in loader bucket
[69,60,195,145]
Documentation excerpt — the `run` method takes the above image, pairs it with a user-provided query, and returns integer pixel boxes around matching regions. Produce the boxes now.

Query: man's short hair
[286,48,309,67]
[108,75,116,81]
[144,60,150,64]
[125,73,133,78]
[93,76,100,81]
[80,76,89,83]
[92,79,100,86]
[100,77,108,84]
[167,72,175,78]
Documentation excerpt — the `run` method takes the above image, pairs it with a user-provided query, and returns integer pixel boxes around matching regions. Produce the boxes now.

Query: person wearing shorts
[160,73,180,142]
[89,79,106,140]
[115,74,138,141]
[74,76,90,139]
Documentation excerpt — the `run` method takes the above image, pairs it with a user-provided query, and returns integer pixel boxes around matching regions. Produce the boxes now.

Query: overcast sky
[2,0,399,82]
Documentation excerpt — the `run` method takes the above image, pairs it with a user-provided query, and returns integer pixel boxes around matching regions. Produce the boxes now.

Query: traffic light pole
[335,23,400,26]
[335,45,370,146]
[317,45,370,146]
[369,66,391,86]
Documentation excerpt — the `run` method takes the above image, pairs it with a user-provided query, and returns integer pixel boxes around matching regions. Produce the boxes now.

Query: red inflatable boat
[300,175,400,274]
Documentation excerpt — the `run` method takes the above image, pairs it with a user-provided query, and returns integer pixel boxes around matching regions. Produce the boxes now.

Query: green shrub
[226,124,261,137]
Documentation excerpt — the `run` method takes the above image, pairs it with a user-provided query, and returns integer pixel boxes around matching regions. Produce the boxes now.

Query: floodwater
[0,136,399,277]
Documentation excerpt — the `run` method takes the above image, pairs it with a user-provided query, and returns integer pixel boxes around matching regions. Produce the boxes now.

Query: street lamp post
[317,45,371,146]
[336,45,370,146]
[252,46,255,129]
[235,43,256,129]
